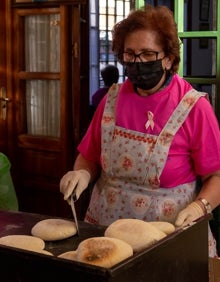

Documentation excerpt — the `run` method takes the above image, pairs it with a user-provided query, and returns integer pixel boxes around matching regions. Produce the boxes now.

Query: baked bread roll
[33,249,54,256]
[76,237,133,268]
[104,218,166,252]
[58,250,78,260]
[31,218,77,241]
[0,235,45,251]
[148,221,175,235]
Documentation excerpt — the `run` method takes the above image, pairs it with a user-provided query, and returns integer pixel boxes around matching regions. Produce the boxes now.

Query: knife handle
[71,191,77,202]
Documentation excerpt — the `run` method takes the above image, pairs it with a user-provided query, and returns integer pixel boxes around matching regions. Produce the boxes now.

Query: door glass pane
[24,13,60,138]
[26,80,60,137]
[25,14,60,72]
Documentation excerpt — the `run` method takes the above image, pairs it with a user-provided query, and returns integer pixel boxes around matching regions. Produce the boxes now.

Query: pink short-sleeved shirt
[78,74,220,188]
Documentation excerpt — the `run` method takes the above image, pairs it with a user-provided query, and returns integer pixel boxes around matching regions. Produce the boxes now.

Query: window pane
[184,0,215,31]
[182,38,216,76]
[108,15,116,28]
[25,14,60,72]
[192,84,216,108]
[90,0,132,101]
[146,0,173,9]
[26,80,60,137]
[98,0,131,73]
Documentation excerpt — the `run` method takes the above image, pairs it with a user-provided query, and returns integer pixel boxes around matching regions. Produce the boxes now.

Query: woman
[60,5,220,257]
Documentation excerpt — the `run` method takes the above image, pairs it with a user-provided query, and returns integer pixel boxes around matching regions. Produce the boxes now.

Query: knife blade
[70,192,80,236]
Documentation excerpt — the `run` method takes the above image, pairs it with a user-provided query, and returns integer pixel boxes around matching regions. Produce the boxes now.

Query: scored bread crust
[76,237,133,268]
[0,235,45,251]
[31,218,77,241]
[104,218,167,252]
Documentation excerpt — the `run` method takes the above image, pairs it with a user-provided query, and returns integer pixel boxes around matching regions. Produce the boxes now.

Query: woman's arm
[196,171,220,212]
[175,170,220,227]
[60,153,101,201]
[73,153,101,183]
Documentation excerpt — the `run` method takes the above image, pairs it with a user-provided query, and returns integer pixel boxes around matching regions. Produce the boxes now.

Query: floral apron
[85,84,217,257]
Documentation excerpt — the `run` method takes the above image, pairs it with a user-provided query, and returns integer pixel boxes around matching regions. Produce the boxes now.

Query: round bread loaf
[148,221,175,235]
[76,236,133,268]
[104,218,166,252]
[31,218,77,241]
[0,235,45,251]
[58,250,78,260]
[33,249,54,256]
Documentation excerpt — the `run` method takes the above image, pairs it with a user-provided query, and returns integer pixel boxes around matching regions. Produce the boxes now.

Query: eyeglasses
[123,50,160,63]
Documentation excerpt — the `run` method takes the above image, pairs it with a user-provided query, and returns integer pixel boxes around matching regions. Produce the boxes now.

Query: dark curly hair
[112,5,181,73]
[101,65,119,87]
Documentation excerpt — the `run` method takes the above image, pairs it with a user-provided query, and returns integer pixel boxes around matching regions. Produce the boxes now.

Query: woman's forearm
[73,153,100,183]
[197,171,220,211]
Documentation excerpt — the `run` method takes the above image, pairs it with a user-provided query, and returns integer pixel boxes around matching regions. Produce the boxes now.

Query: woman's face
[123,30,173,95]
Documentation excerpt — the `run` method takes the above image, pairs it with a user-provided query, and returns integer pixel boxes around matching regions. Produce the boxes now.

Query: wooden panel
[18,149,61,179]
[13,0,86,4]
[18,135,61,152]
[18,182,72,216]
[18,72,60,80]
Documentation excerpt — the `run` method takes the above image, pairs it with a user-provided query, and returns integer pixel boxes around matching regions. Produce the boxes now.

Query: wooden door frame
[0,1,9,154]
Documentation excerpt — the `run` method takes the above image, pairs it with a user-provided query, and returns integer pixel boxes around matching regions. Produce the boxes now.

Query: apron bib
[85,84,217,257]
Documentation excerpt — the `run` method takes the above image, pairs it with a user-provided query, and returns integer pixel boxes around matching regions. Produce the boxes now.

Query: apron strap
[101,84,120,173]
[145,89,207,186]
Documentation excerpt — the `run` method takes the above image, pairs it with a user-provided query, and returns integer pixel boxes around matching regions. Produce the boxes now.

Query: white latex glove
[60,169,91,202]
[175,201,205,228]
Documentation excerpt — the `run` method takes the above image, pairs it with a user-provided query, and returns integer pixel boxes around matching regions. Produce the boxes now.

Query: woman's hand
[175,201,205,227]
[60,169,91,202]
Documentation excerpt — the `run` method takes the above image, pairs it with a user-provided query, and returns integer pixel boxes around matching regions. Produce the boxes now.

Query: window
[176,0,219,112]
[24,14,60,137]
[90,0,220,120]
[89,0,132,102]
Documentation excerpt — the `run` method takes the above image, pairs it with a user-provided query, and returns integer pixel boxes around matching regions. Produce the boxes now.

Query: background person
[92,64,119,108]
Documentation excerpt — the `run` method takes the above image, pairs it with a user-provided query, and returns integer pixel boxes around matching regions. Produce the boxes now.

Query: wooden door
[0,0,90,218]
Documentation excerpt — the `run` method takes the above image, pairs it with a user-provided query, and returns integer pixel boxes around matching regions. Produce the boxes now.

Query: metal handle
[0,97,10,102]
[0,87,11,120]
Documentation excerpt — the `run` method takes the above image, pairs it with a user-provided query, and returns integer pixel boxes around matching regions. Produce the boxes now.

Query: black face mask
[124,59,165,90]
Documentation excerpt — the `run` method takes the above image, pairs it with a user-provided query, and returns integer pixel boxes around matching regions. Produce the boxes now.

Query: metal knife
[70,192,80,236]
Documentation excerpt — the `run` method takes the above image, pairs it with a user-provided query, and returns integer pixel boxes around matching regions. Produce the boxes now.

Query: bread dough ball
[76,236,133,268]
[0,235,45,251]
[31,218,77,241]
[58,250,78,260]
[33,249,54,256]
[104,218,166,252]
[148,221,175,235]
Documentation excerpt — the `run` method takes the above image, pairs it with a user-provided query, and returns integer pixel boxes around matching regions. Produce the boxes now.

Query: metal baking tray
[0,210,210,282]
